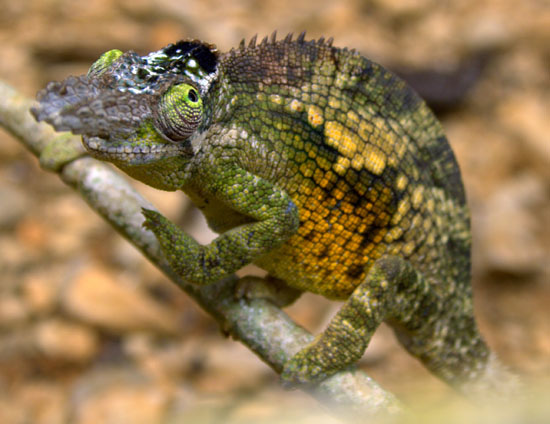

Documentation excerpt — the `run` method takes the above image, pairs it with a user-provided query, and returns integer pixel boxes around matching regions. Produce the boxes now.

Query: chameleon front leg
[281,256,494,391]
[143,166,300,286]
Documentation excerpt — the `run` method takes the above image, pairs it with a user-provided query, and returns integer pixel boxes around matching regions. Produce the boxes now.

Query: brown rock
[42,195,105,258]
[70,369,169,424]
[35,319,99,362]
[497,93,550,169]
[15,216,48,251]
[475,173,547,275]
[192,339,271,393]
[22,272,60,315]
[2,382,68,424]
[61,266,180,334]
[0,184,28,229]
[0,295,29,327]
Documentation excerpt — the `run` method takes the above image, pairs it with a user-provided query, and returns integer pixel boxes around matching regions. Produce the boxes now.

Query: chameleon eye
[87,49,124,77]
[154,83,203,142]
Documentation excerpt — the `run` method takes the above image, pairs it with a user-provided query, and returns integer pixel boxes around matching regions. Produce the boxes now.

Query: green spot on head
[88,49,124,76]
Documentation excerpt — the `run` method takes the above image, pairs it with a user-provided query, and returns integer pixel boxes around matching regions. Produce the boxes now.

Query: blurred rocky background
[0,0,548,422]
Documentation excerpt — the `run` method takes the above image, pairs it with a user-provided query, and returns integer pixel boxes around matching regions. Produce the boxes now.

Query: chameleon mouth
[83,136,185,165]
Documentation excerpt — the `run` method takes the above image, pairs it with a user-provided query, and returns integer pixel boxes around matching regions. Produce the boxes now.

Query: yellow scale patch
[288,98,303,113]
[396,174,408,191]
[269,94,283,105]
[323,120,388,176]
[402,240,416,256]
[307,105,324,127]
[263,89,439,298]
[346,110,360,125]
[362,145,386,175]
[277,162,376,297]
[384,226,404,243]
[325,121,357,157]
[426,198,435,213]
[358,120,373,140]
[391,197,411,226]
[303,102,391,178]
[412,185,425,209]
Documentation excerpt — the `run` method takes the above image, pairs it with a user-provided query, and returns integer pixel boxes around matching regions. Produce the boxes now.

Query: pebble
[35,319,99,362]
[0,382,67,424]
[0,295,29,327]
[70,368,169,424]
[0,184,28,229]
[21,272,60,315]
[61,265,181,334]
[476,173,547,276]
[497,93,550,168]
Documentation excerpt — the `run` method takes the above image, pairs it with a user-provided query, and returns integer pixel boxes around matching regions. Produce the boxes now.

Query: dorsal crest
[236,31,334,52]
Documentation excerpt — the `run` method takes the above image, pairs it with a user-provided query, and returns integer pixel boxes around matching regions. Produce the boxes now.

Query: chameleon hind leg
[281,256,499,393]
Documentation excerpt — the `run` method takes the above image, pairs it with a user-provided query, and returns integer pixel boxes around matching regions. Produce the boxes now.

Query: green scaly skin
[32,32,517,395]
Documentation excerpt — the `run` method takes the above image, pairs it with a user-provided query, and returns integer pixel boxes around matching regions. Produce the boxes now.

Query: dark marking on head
[164,41,219,74]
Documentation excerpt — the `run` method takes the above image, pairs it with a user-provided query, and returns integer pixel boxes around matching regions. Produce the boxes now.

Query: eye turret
[153,83,203,142]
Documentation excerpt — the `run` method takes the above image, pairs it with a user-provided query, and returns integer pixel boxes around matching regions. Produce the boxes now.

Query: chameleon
[32,31,515,394]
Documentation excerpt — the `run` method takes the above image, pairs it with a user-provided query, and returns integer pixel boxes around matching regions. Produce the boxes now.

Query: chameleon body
[32,32,513,393]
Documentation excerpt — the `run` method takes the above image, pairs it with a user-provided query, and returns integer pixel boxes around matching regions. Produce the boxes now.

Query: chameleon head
[32,41,219,189]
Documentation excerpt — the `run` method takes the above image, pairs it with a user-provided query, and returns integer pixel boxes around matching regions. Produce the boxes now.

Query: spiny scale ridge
[234,31,336,56]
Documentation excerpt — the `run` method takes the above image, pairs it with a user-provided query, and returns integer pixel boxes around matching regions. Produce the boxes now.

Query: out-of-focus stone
[42,195,105,258]
[162,389,230,424]
[108,236,147,273]
[0,395,25,424]
[376,0,433,16]
[192,339,271,393]
[2,382,68,424]
[61,266,180,334]
[0,295,29,327]
[35,319,99,362]
[70,368,169,424]
[149,20,187,48]
[0,184,28,229]
[123,334,270,391]
[362,323,400,365]
[475,173,547,275]
[285,292,334,333]
[497,93,550,168]
[0,235,33,272]
[182,206,217,245]
[462,10,513,51]
[135,182,189,221]
[22,272,60,315]
[0,330,35,360]
[15,216,48,251]
[228,386,340,424]
[0,319,96,363]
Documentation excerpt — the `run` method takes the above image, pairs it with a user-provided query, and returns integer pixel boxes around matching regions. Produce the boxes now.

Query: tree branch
[0,79,402,418]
